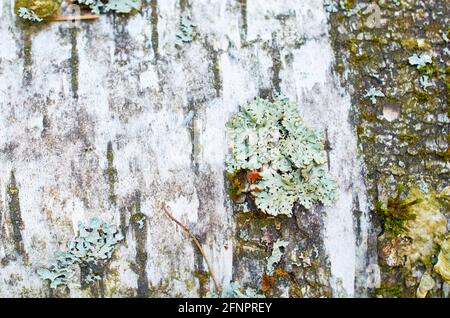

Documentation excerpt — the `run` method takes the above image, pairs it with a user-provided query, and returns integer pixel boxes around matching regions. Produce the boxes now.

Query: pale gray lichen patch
[266,239,288,274]
[408,53,432,69]
[208,281,264,298]
[37,217,124,289]
[75,0,141,15]
[18,7,43,22]
[418,75,433,90]
[226,96,338,216]
[364,87,385,105]
[323,0,339,13]
[15,0,61,21]
[175,14,196,46]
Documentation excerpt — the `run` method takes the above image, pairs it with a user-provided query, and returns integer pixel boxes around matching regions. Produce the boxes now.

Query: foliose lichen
[175,14,196,46]
[18,7,43,22]
[408,53,432,69]
[419,75,433,90]
[323,0,339,13]
[266,239,288,274]
[207,282,265,298]
[74,0,141,14]
[15,0,140,23]
[15,0,61,21]
[130,212,146,230]
[225,96,338,216]
[37,217,124,289]
[364,87,385,105]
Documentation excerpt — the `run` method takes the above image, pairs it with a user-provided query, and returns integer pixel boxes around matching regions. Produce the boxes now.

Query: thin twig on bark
[45,15,99,22]
[162,203,221,294]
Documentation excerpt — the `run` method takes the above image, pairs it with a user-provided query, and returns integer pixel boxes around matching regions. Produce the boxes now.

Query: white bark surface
[0,0,374,297]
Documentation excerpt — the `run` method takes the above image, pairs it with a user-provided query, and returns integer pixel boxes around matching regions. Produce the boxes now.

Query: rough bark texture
[328,0,449,298]
[0,0,447,298]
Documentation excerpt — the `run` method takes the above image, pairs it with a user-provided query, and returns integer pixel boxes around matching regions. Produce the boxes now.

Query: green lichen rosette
[226,96,338,216]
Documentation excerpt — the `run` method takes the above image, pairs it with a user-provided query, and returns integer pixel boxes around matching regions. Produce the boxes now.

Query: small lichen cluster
[15,0,61,22]
[323,0,339,13]
[324,0,365,16]
[266,239,288,274]
[18,7,44,22]
[408,53,434,90]
[374,184,421,236]
[15,0,141,22]
[130,212,146,230]
[207,282,265,298]
[364,87,385,105]
[175,14,196,46]
[226,96,338,216]
[37,217,124,289]
[408,53,432,70]
[75,0,141,15]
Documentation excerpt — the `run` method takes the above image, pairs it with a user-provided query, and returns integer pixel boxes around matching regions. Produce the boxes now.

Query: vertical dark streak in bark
[112,14,130,67]
[22,31,32,86]
[239,0,248,43]
[270,33,282,94]
[210,50,222,98]
[352,194,367,297]
[150,0,159,62]
[179,0,190,12]
[352,194,362,246]
[80,264,104,298]
[106,141,118,206]
[192,240,208,297]
[41,114,51,137]
[48,284,54,298]
[187,101,199,175]
[7,171,26,258]
[204,39,222,98]
[131,191,150,297]
[70,27,79,99]
[324,128,332,171]
[0,194,3,233]
[98,276,106,298]
[120,206,127,241]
